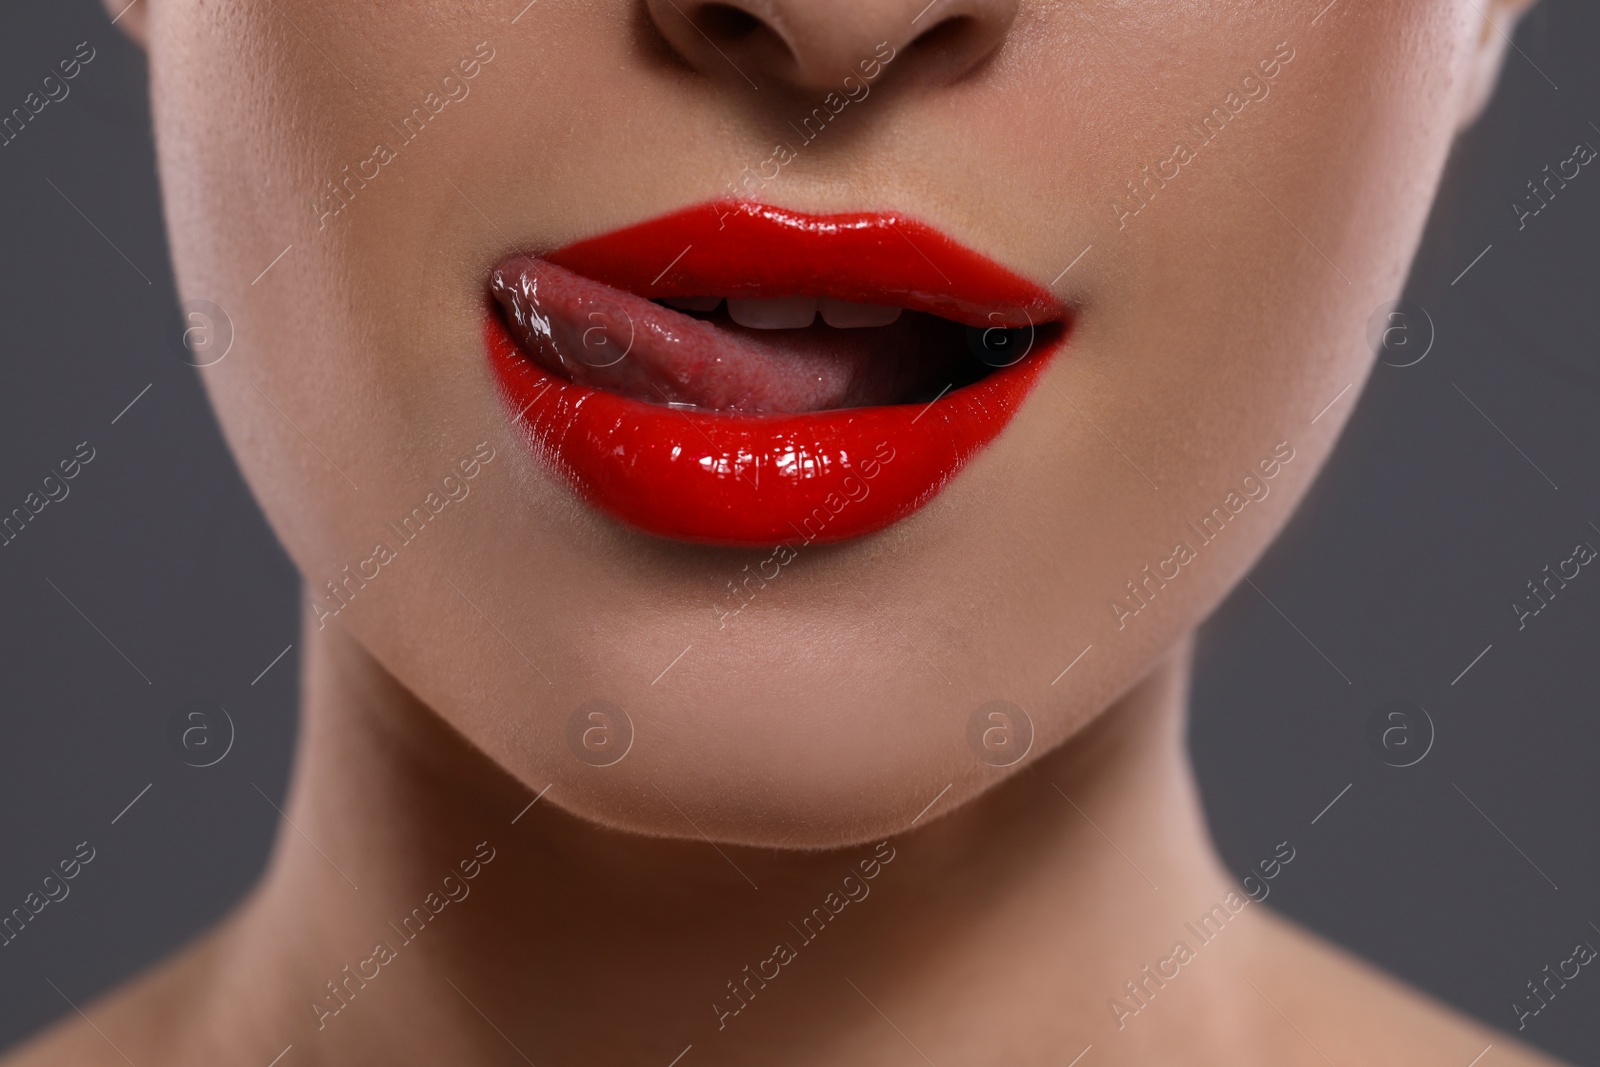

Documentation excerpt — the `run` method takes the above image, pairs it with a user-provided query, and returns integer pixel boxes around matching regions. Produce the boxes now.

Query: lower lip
[485,313,1062,546]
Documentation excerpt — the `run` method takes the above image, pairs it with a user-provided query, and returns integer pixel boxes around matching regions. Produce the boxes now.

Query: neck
[187,616,1265,1066]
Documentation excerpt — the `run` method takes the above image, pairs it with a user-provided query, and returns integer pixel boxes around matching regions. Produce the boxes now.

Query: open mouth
[484,200,1070,546]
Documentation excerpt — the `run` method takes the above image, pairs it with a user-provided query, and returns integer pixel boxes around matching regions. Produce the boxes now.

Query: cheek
[864,1,1472,780]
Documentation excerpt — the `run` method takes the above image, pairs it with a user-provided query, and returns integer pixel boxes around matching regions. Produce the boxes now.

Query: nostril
[644,0,1020,90]
[693,4,764,43]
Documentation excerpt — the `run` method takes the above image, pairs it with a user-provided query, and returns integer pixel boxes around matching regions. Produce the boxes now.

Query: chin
[471,641,1032,850]
[525,681,989,850]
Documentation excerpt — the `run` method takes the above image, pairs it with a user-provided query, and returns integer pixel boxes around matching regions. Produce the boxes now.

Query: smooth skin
[7,0,1562,1063]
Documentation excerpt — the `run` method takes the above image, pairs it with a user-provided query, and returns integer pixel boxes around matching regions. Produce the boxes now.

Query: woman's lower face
[147,0,1493,846]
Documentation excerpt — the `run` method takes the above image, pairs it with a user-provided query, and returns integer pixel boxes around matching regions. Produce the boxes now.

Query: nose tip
[644,0,1021,91]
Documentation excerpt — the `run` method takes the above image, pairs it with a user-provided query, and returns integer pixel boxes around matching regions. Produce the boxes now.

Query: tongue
[489,256,961,414]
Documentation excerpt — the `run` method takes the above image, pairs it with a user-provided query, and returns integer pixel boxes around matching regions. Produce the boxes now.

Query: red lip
[484,200,1069,547]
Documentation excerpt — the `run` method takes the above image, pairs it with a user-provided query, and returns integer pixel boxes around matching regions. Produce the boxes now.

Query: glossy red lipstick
[485,200,1069,546]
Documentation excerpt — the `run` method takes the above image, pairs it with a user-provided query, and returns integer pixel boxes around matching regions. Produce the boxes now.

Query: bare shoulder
[1250,907,1570,1067]
[0,930,224,1067]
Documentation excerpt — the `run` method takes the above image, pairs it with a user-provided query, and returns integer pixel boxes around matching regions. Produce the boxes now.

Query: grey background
[0,0,1596,1061]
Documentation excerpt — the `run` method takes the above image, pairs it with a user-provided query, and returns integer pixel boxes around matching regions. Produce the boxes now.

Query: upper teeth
[818,298,903,329]
[664,296,903,330]
[728,297,817,329]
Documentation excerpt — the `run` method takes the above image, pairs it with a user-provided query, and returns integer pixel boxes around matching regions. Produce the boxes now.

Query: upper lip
[540,199,1067,328]
[489,199,1069,414]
